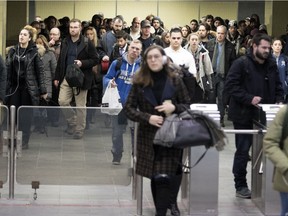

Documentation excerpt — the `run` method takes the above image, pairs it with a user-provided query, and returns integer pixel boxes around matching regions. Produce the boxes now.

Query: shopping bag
[101,83,122,115]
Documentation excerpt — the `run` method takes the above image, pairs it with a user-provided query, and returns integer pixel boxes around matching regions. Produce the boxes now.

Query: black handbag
[153,109,226,150]
[65,64,84,88]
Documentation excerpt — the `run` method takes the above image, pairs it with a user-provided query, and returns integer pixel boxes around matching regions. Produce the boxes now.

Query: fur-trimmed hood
[36,44,55,57]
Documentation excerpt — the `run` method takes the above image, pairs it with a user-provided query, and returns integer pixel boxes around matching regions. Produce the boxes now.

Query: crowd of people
[0,12,288,216]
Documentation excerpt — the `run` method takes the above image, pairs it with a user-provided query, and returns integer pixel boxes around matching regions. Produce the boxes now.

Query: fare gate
[251,104,283,216]
[0,104,284,216]
[181,104,220,215]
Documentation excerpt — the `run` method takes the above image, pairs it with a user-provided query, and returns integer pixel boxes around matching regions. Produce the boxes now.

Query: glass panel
[0,105,9,184]
[16,106,132,186]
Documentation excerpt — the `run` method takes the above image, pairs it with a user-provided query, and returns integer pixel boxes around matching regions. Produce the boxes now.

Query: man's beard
[255,49,269,60]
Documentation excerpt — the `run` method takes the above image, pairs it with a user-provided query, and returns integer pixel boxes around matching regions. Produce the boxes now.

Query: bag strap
[176,148,209,170]
[114,57,123,80]
[280,105,288,149]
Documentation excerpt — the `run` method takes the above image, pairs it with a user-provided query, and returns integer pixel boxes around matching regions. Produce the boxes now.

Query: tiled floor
[0,108,280,215]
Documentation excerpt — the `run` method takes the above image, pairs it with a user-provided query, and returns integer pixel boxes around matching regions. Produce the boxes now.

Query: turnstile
[252,104,283,216]
[181,104,220,215]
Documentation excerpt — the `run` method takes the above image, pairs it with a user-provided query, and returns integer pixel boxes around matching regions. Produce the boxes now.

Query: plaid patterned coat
[124,75,190,178]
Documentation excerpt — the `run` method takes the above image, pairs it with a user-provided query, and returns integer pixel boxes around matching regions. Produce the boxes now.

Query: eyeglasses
[147,54,161,61]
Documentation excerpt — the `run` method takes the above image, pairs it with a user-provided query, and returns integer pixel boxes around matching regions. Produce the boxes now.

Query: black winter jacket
[55,35,99,90]
[224,52,284,124]
[6,43,47,105]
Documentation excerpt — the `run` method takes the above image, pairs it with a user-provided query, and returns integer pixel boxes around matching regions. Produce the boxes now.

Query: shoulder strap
[280,105,288,149]
[84,37,89,53]
[115,57,123,79]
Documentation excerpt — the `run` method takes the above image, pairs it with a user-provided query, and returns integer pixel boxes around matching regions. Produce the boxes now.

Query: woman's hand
[155,101,175,116]
[149,115,164,128]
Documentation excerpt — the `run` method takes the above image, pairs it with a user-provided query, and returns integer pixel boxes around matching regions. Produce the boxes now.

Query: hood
[37,44,46,57]
[122,52,142,65]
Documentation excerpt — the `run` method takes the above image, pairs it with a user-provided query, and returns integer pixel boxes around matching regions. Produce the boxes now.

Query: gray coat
[37,44,57,98]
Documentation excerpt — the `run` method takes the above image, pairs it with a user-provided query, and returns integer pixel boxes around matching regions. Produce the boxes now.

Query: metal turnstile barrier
[251,104,283,216]
[181,104,220,215]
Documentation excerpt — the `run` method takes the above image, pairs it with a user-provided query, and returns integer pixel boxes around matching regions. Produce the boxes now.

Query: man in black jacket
[225,33,284,199]
[54,18,98,139]
[206,25,236,127]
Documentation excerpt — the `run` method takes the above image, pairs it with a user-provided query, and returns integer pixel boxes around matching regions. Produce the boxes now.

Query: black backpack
[177,65,201,104]
[64,37,89,88]
[65,64,84,88]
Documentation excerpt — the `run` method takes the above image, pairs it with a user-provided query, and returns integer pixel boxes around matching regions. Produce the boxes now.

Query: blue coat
[274,53,288,95]
[103,54,141,105]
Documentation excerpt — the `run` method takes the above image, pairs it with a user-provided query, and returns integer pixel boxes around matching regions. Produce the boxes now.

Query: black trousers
[7,86,33,144]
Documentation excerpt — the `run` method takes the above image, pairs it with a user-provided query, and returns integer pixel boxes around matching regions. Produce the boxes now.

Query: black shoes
[111,150,122,165]
[169,203,180,216]
[236,187,251,199]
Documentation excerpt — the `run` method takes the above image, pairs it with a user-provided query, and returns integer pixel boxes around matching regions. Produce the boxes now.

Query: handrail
[223,129,267,134]
[9,105,15,199]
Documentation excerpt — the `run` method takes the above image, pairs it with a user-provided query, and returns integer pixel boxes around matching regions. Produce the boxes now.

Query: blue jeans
[111,115,126,157]
[280,192,288,216]
[232,122,253,190]
[212,74,225,118]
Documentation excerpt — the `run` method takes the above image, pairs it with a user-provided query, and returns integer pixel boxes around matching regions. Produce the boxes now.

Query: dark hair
[214,17,225,25]
[238,20,246,27]
[199,23,211,31]
[190,19,198,25]
[252,33,272,46]
[206,14,214,20]
[30,21,40,27]
[272,37,284,47]
[170,27,182,34]
[115,30,129,40]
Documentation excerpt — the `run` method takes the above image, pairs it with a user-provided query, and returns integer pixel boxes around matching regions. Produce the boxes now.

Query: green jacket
[263,105,288,192]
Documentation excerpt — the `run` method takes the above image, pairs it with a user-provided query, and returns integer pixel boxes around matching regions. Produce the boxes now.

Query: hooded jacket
[37,44,57,98]
[103,53,141,105]
[6,42,47,105]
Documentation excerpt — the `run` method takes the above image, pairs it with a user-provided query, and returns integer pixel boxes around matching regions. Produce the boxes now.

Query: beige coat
[263,105,288,192]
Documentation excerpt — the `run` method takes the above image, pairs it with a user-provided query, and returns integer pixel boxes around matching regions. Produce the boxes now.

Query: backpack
[65,64,84,88]
[64,37,89,90]
[177,65,199,104]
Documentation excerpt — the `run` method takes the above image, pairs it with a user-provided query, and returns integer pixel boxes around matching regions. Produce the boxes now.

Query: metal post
[132,122,143,215]
[9,105,15,199]
[136,175,143,216]
[132,122,138,200]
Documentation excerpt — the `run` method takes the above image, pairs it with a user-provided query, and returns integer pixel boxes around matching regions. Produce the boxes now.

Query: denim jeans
[280,192,288,216]
[232,121,253,190]
[212,74,225,118]
[111,115,126,156]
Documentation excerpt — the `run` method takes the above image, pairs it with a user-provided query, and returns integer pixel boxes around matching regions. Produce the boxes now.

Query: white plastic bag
[101,83,122,115]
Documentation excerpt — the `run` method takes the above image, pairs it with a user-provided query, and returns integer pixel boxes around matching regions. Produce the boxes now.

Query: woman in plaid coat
[124,45,190,216]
